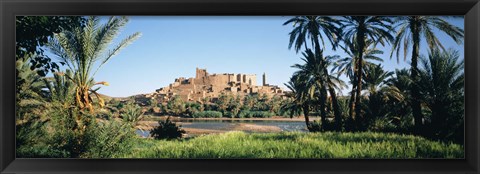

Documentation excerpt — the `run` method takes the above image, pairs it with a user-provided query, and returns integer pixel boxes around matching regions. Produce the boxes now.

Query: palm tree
[43,69,75,108]
[333,39,384,123]
[324,55,347,130]
[16,56,47,122]
[417,49,464,142]
[15,56,50,155]
[362,64,404,124]
[389,16,464,134]
[384,68,412,129]
[283,74,314,126]
[291,49,328,128]
[284,16,344,130]
[340,16,394,125]
[291,49,346,130]
[363,64,394,96]
[48,16,141,114]
[283,16,341,53]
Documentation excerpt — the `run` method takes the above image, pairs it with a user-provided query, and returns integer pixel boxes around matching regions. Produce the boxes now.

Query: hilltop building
[144,68,284,103]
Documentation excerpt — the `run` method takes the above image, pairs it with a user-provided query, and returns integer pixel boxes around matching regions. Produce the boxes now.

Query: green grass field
[123,131,463,158]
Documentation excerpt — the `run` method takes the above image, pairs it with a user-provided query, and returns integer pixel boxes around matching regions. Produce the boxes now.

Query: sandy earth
[231,123,282,133]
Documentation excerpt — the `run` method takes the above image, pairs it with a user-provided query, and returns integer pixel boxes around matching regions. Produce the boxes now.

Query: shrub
[47,107,86,158]
[82,120,136,158]
[238,110,274,118]
[150,117,186,140]
[307,120,322,132]
[44,106,137,158]
[166,95,186,116]
[252,111,275,118]
[185,102,202,117]
[223,111,236,118]
[16,119,69,158]
[192,111,223,118]
[237,110,250,118]
[369,117,394,132]
[121,102,144,125]
[204,103,218,111]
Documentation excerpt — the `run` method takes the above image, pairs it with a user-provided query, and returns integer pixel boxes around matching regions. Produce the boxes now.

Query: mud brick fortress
[144,68,284,103]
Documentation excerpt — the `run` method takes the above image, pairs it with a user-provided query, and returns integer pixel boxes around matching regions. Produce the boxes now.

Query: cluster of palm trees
[16,16,142,157]
[283,16,464,139]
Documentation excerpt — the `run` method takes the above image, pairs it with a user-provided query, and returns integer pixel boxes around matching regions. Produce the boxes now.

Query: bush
[47,107,86,158]
[237,110,250,118]
[16,120,69,158]
[223,111,237,118]
[368,117,397,132]
[167,95,186,116]
[82,120,136,158]
[307,120,322,132]
[238,110,274,118]
[121,102,143,125]
[150,117,186,140]
[192,111,223,118]
[44,107,136,158]
[185,102,202,117]
[204,103,218,111]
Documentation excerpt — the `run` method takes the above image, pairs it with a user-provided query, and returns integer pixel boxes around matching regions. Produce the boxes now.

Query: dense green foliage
[418,49,464,143]
[126,131,463,158]
[282,16,464,145]
[148,93,289,118]
[192,111,223,118]
[390,16,464,134]
[150,117,186,140]
[16,16,141,158]
[16,16,86,76]
[238,110,275,118]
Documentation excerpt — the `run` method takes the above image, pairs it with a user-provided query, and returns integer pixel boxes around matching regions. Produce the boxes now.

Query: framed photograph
[1,0,479,173]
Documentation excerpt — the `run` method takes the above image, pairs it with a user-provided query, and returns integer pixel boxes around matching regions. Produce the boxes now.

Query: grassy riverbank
[124,131,463,158]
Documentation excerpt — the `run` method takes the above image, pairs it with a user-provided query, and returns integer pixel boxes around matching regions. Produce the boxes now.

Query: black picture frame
[1,0,479,173]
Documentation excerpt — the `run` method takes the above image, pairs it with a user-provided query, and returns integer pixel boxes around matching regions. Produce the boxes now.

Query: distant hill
[97,93,132,102]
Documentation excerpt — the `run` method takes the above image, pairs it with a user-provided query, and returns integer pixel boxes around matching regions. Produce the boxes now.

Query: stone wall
[196,68,208,79]
[208,74,230,86]
[243,74,257,86]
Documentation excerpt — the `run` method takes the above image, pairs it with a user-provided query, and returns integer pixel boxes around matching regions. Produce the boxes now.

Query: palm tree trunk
[328,85,342,131]
[313,35,328,131]
[303,105,310,127]
[411,24,423,134]
[354,30,366,128]
[319,86,327,130]
[348,78,357,121]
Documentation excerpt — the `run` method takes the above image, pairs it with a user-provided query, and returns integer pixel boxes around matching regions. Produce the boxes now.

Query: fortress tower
[196,68,208,79]
[262,72,266,86]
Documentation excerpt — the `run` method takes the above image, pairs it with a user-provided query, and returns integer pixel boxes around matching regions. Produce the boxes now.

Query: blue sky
[86,16,464,97]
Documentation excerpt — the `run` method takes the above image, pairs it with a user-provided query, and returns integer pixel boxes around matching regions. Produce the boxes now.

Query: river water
[136,119,308,137]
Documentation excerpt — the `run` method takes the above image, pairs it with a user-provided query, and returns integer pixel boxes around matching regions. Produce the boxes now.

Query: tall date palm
[48,16,141,113]
[284,16,344,130]
[340,16,394,125]
[333,39,384,123]
[417,49,464,141]
[291,49,328,128]
[283,16,341,53]
[389,16,464,134]
[284,75,313,126]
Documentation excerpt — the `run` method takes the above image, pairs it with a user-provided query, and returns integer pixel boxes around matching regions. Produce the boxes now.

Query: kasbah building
[138,68,286,104]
